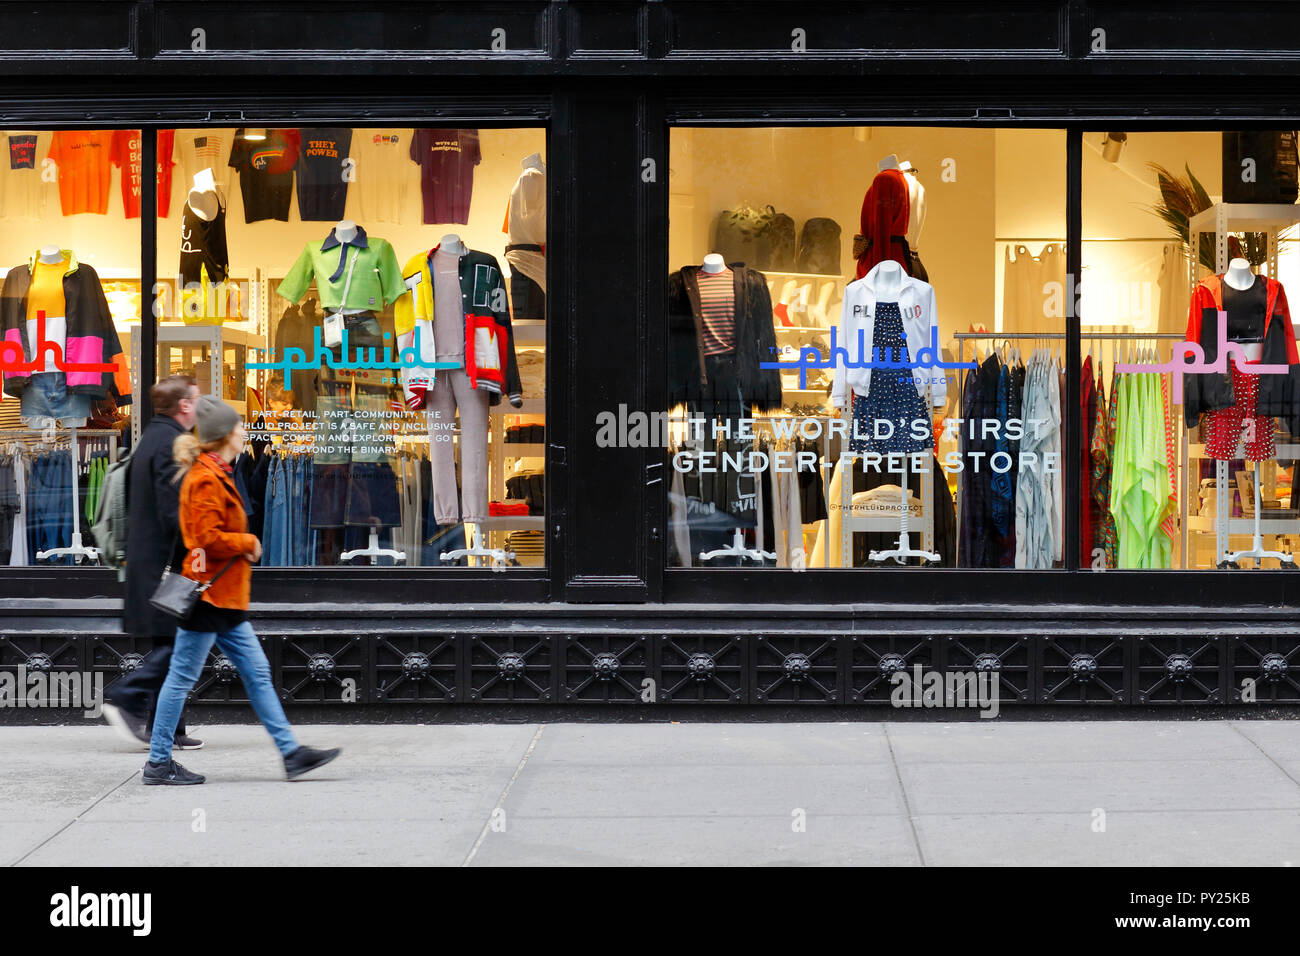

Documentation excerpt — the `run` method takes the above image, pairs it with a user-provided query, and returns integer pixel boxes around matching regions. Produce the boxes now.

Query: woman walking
[143,395,340,785]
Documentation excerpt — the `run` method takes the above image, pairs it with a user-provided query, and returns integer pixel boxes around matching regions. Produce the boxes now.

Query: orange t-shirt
[47,130,114,215]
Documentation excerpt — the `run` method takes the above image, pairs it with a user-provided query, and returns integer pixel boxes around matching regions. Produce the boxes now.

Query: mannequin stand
[1221,458,1295,567]
[699,528,777,564]
[36,428,101,565]
[440,530,515,571]
[339,528,406,565]
[868,461,942,565]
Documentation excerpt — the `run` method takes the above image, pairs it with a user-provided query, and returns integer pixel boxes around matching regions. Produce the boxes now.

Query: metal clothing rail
[995,237,1173,243]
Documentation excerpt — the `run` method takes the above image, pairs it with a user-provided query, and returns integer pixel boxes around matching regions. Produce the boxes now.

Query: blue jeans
[262,457,288,566]
[148,620,298,763]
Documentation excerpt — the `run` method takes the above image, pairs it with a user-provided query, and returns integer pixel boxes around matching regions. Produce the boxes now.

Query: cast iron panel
[657,634,745,703]
[0,633,85,711]
[88,634,159,696]
[1039,635,1128,704]
[189,642,261,704]
[1227,633,1300,704]
[560,633,651,703]
[847,634,934,705]
[278,634,366,705]
[372,633,459,703]
[752,634,841,704]
[1134,635,1223,705]
[943,633,1033,705]
[467,634,555,702]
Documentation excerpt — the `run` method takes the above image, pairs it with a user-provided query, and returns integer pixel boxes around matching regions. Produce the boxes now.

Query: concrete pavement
[4,720,1300,865]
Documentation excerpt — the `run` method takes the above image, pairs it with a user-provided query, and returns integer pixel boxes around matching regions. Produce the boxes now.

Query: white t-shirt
[350,128,412,225]
[506,162,546,246]
[0,131,51,220]
[175,130,232,199]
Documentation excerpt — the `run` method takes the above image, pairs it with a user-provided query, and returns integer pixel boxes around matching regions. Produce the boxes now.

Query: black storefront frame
[0,95,556,605]
[655,108,1300,610]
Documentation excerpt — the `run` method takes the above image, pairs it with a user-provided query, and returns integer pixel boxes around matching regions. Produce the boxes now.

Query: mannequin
[701,252,726,274]
[276,221,408,558]
[179,169,230,323]
[37,246,61,265]
[872,259,905,299]
[439,233,466,256]
[503,154,547,319]
[1224,257,1264,361]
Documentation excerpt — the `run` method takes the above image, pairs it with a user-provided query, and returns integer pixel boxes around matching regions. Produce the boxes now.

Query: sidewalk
[4,720,1299,866]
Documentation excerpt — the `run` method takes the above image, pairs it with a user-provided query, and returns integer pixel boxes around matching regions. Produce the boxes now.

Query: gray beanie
[195,395,241,443]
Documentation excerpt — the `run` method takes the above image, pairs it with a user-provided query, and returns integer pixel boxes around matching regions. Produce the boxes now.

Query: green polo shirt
[278,232,407,311]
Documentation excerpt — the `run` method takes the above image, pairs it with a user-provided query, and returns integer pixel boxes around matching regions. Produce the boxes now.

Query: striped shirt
[698,267,735,356]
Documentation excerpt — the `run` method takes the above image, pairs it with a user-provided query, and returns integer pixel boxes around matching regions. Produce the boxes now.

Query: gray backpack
[91,450,133,571]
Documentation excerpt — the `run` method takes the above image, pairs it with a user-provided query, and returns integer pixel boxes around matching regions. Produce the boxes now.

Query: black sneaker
[141,759,205,786]
[283,746,341,780]
[174,734,205,751]
[104,702,150,749]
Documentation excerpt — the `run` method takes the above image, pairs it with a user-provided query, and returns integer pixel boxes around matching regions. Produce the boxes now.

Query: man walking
[103,374,204,750]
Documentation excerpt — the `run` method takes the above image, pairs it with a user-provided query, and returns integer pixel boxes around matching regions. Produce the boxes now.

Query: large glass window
[157,125,547,569]
[667,126,1066,570]
[0,129,139,565]
[1082,129,1300,570]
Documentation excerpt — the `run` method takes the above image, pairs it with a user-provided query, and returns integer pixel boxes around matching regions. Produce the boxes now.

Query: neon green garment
[1111,367,1174,569]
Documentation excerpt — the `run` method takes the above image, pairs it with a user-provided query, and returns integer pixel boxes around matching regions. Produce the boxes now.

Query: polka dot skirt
[849,301,932,456]
[1202,362,1275,462]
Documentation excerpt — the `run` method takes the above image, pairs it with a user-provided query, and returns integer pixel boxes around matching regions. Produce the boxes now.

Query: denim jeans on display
[20,373,92,428]
[29,451,71,562]
[262,456,290,567]
[148,620,298,763]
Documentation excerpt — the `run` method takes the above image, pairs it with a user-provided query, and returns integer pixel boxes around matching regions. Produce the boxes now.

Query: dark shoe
[174,734,205,751]
[104,703,150,749]
[284,746,341,780]
[141,759,205,786]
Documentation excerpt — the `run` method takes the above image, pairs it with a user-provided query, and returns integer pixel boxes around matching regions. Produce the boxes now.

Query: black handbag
[149,534,241,620]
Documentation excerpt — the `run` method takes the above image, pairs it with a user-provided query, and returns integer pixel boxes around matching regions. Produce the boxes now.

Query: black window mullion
[139,125,158,422]
[1064,126,1082,571]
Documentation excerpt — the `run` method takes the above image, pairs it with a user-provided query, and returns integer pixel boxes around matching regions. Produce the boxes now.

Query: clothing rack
[995,237,1174,244]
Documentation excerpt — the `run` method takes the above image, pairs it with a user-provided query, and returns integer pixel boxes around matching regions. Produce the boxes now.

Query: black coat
[668,264,783,412]
[122,415,188,639]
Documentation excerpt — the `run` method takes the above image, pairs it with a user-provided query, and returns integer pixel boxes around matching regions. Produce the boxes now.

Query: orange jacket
[179,453,256,610]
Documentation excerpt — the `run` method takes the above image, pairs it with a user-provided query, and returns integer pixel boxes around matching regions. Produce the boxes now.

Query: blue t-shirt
[295,127,353,222]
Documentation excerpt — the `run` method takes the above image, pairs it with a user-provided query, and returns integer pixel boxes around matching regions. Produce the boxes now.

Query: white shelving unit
[484,319,546,560]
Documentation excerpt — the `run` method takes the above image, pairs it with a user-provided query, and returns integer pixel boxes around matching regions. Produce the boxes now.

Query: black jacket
[122,415,188,638]
[668,264,782,412]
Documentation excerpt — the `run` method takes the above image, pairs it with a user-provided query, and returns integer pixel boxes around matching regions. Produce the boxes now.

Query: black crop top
[1222,274,1267,342]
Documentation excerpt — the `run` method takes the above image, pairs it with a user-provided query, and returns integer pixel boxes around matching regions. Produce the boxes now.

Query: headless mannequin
[37,245,62,265]
[701,252,725,274]
[872,259,905,299]
[440,233,466,257]
[521,152,543,172]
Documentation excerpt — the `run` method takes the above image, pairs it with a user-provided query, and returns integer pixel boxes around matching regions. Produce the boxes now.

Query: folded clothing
[506,471,545,515]
[505,423,545,442]
[489,499,531,516]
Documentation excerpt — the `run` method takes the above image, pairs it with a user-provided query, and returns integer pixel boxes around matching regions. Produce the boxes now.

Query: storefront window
[667,126,1066,570]
[157,126,547,569]
[0,129,139,566]
[1082,129,1300,570]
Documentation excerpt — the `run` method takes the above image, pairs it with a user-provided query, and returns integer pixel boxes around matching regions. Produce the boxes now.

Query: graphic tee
[47,130,114,215]
[351,128,411,224]
[175,130,232,197]
[295,127,353,222]
[1,131,49,220]
[228,128,301,223]
[109,129,177,219]
[409,128,480,225]
[26,258,67,374]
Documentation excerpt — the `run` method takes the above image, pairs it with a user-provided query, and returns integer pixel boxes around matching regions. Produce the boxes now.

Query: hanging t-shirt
[109,129,177,219]
[1,131,49,220]
[175,129,233,197]
[228,128,301,223]
[25,258,67,375]
[295,127,352,222]
[350,128,410,224]
[409,128,480,225]
[47,130,114,216]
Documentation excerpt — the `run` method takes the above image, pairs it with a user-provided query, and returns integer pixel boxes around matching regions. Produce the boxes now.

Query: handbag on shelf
[149,531,241,620]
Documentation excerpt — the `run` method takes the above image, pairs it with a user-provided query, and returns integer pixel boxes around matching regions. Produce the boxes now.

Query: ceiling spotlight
[1101,132,1128,163]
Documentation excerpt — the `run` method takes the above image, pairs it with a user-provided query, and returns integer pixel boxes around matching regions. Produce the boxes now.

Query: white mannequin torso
[334,219,358,244]
[440,234,465,256]
[1224,258,1264,359]
[37,245,63,265]
[187,170,220,221]
[872,260,905,299]
[701,253,726,274]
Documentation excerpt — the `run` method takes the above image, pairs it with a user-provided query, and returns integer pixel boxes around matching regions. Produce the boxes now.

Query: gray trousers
[427,368,490,525]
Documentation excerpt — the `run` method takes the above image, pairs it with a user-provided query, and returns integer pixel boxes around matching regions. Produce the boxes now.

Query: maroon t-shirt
[409,128,481,225]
